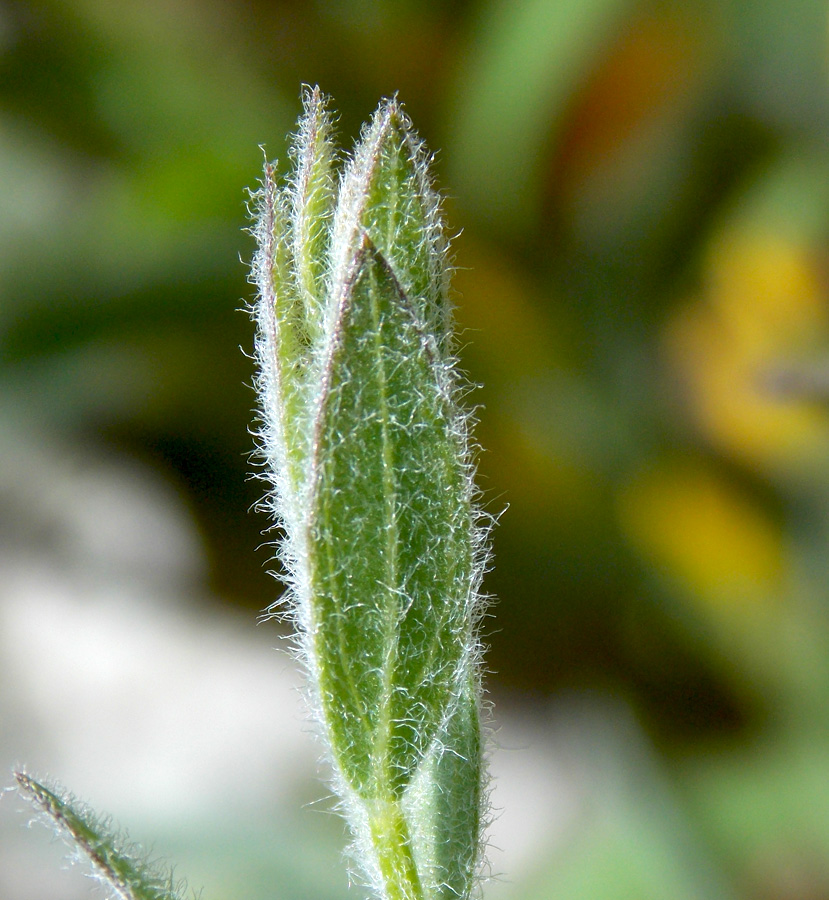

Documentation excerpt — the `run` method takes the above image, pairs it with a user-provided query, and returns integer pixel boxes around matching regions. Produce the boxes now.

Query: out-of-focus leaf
[446,0,631,234]
[727,0,829,134]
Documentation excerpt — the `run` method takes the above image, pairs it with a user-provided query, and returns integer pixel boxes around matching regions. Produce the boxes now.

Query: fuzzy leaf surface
[252,89,488,900]
[308,237,473,800]
[290,84,337,346]
[404,681,483,899]
[332,100,450,352]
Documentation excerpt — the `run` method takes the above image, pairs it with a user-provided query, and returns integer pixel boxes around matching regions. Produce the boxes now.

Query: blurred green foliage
[5,0,829,898]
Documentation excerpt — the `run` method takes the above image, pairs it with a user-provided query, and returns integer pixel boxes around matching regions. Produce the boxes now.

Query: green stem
[369,799,425,900]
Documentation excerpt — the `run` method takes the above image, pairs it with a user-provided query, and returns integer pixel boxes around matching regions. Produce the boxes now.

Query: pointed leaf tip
[15,771,189,900]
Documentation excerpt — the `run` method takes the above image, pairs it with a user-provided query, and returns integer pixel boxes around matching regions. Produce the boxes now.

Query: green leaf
[309,236,473,799]
[251,158,312,518]
[252,89,488,900]
[15,771,188,900]
[447,0,631,233]
[289,84,337,348]
[404,682,483,900]
[332,98,451,350]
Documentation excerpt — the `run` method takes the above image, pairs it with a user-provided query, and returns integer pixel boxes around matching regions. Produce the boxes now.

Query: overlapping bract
[251,88,488,900]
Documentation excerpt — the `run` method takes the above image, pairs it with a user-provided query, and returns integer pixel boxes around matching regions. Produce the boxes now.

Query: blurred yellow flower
[667,232,829,478]
[619,459,783,611]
